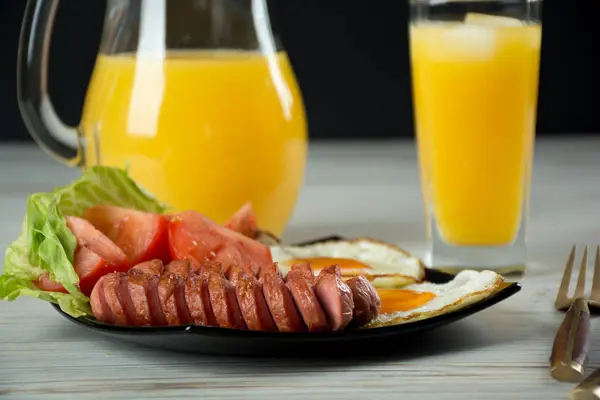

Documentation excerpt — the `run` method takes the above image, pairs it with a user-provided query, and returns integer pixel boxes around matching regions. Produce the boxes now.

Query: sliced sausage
[165,259,192,278]
[126,269,153,326]
[158,273,183,325]
[207,268,246,329]
[346,275,382,326]
[290,262,314,284]
[131,259,164,275]
[262,272,305,332]
[102,274,128,325]
[174,279,193,326]
[145,274,168,326]
[185,274,218,326]
[90,275,114,324]
[258,263,280,280]
[115,272,142,325]
[317,264,342,280]
[314,271,354,331]
[285,269,329,332]
[229,266,277,332]
[198,261,223,279]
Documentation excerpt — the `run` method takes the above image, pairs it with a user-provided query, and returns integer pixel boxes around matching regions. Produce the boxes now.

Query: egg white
[366,270,505,328]
[270,238,426,288]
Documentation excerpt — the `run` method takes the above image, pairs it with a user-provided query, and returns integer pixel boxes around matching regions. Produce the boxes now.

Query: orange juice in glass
[410,1,543,272]
[18,0,307,237]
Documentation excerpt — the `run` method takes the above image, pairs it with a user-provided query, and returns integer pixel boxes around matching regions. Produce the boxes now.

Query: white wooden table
[1,138,600,399]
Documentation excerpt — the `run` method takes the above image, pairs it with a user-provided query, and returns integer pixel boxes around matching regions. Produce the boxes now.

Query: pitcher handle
[17,0,84,167]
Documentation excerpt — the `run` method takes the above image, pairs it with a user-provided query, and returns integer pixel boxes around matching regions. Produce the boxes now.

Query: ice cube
[436,24,497,60]
[464,13,524,27]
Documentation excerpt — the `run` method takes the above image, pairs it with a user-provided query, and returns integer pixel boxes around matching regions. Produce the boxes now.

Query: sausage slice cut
[262,272,305,332]
[229,266,277,332]
[102,274,128,325]
[207,268,246,330]
[158,273,183,325]
[185,274,218,326]
[314,270,354,331]
[90,275,114,324]
[285,269,329,332]
[165,259,192,278]
[345,276,382,326]
[126,269,153,326]
[131,259,164,275]
[290,262,315,285]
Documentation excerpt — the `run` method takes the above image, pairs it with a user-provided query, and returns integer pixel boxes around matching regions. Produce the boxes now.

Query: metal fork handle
[571,367,600,399]
[550,298,592,382]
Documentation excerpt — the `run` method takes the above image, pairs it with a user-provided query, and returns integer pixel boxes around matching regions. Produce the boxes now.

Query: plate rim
[50,234,523,339]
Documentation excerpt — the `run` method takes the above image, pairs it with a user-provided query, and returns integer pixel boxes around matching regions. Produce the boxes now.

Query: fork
[550,245,598,383]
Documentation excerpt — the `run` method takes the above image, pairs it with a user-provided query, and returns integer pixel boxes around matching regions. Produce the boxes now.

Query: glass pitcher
[17,0,308,237]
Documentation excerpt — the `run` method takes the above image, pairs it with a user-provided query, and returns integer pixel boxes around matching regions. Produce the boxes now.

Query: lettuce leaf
[0,166,167,318]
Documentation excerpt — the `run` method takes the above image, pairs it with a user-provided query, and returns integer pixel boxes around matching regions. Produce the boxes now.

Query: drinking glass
[409,0,543,272]
[17,0,308,237]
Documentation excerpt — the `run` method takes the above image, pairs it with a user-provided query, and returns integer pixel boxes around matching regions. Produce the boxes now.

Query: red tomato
[83,205,171,265]
[33,274,68,293]
[34,217,130,296]
[65,216,128,266]
[72,246,122,296]
[33,247,126,297]
[64,216,131,295]
[169,210,272,270]
[224,202,258,238]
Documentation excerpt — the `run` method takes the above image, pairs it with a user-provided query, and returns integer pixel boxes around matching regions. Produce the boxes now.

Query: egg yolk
[376,289,436,313]
[289,257,372,271]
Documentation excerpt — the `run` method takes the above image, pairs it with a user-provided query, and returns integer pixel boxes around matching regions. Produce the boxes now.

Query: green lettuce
[0,166,167,318]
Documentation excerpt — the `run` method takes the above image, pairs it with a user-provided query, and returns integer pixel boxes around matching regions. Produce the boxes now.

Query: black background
[0,0,598,142]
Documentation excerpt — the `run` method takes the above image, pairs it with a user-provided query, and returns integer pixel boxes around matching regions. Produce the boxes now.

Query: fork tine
[590,246,600,301]
[574,245,588,299]
[556,245,577,308]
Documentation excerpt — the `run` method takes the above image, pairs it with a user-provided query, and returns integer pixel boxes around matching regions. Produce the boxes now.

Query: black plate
[51,236,522,356]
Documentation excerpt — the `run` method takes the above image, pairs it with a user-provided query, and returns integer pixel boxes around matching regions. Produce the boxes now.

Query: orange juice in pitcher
[80,50,306,235]
[18,0,307,236]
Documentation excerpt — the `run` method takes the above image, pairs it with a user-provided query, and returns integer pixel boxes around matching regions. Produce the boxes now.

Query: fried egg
[366,270,504,328]
[269,238,426,288]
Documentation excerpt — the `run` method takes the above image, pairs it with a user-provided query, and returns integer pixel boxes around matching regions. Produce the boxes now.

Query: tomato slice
[224,202,258,238]
[33,247,129,297]
[169,210,272,270]
[63,216,131,295]
[83,205,171,265]
[74,246,125,296]
[34,217,130,296]
[65,216,128,266]
[33,274,68,293]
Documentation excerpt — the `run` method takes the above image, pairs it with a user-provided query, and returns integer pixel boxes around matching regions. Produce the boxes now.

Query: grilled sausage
[315,270,354,331]
[207,267,246,329]
[290,262,315,284]
[102,274,128,325]
[90,275,114,324]
[90,260,381,331]
[185,274,218,326]
[116,272,143,325]
[261,271,305,332]
[165,259,192,277]
[126,269,154,326]
[258,263,280,280]
[285,269,329,332]
[229,266,277,332]
[346,275,382,326]
[131,259,164,275]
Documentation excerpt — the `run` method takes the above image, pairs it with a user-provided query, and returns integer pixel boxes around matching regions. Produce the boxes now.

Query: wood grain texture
[2,137,600,399]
